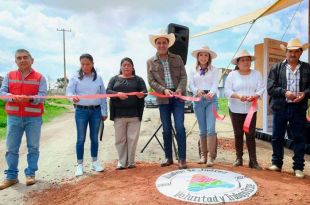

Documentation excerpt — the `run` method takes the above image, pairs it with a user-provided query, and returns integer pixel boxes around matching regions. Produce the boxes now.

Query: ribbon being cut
[2,92,305,131]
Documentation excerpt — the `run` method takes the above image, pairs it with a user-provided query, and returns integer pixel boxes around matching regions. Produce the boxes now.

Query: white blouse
[189,65,219,95]
[224,69,265,114]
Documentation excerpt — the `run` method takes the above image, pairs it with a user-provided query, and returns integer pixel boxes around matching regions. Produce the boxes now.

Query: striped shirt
[159,58,175,89]
[286,61,301,102]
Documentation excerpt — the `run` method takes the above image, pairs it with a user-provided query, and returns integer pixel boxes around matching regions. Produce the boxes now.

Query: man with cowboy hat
[267,38,310,178]
[147,31,188,169]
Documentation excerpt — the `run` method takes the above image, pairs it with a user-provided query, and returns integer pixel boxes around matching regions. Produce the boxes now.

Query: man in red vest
[0,49,47,189]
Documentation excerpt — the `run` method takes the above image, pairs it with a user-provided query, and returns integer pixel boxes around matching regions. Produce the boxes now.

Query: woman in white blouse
[224,50,265,170]
[189,46,219,167]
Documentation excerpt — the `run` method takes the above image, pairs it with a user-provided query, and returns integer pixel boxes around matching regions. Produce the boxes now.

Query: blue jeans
[193,95,218,137]
[75,107,101,163]
[159,98,186,161]
[271,104,306,170]
[5,115,42,180]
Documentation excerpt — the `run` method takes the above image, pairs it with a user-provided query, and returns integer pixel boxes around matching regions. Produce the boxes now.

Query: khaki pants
[114,117,141,167]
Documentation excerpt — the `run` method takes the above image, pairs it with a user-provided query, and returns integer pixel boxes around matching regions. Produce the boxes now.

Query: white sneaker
[75,164,84,177]
[294,170,305,178]
[206,158,214,167]
[91,161,104,172]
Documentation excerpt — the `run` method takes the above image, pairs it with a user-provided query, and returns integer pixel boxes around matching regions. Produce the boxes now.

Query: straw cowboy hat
[191,46,217,59]
[149,31,175,48]
[280,38,309,51]
[231,50,255,65]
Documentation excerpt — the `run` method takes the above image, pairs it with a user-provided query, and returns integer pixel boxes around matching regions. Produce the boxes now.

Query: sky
[0,0,308,87]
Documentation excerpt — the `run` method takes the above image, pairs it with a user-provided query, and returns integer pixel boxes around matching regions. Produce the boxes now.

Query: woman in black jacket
[107,57,147,170]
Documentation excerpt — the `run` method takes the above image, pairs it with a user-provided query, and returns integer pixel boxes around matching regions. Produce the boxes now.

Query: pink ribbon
[0,92,144,99]
[243,99,257,134]
[212,105,225,121]
[148,92,201,102]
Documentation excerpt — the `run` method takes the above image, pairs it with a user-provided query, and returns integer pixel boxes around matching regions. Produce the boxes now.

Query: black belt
[74,104,100,109]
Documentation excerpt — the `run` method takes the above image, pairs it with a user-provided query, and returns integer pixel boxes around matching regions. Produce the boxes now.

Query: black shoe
[116,166,126,170]
[128,164,136,169]
[161,159,173,167]
[178,160,188,169]
[249,161,262,170]
[233,159,243,167]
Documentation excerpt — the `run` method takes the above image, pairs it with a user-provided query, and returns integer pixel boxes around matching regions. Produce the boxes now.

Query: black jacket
[106,75,147,121]
[267,60,310,111]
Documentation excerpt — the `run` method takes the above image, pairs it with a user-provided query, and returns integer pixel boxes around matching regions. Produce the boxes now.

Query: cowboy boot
[207,136,217,167]
[198,137,207,164]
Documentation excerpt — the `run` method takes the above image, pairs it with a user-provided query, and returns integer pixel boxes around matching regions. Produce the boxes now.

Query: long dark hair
[78,53,97,81]
[119,57,136,76]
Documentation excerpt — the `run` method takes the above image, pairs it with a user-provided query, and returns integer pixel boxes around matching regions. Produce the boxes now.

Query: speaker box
[167,23,189,65]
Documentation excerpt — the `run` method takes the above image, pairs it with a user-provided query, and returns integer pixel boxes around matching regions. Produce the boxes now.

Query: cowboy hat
[191,46,217,59]
[280,38,309,51]
[231,50,255,65]
[149,31,175,48]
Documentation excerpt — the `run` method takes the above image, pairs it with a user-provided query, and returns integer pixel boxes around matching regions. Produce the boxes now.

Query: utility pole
[57,28,71,93]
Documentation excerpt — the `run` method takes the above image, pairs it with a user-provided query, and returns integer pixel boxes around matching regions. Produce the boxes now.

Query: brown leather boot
[0,179,18,190]
[178,160,187,169]
[25,176,36,186]
[160,159,173,167]
[207,136,217,167]
[198,137,207,164]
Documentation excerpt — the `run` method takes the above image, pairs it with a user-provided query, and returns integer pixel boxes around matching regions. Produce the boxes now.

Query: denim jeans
[159,98,186,161]
[193,95,218,137]
[4,115,42,180]
[271,103,306,170]
[75,106,101,163]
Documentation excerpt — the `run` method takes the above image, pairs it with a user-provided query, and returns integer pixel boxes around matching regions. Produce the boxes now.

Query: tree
[56,77,69,89]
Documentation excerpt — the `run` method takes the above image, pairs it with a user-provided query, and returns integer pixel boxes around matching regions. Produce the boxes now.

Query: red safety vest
[5,69,44,117]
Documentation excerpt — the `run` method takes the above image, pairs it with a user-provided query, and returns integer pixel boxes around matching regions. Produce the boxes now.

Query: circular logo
[156,168,257,204]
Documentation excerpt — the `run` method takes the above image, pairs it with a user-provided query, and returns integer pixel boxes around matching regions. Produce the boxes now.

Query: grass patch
[45,98,71,105]
[42,103,68,123]
[0,128,6,139]
[0,100,69,140]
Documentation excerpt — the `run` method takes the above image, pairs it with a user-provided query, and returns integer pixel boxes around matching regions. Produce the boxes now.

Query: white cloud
[0,0,308,82]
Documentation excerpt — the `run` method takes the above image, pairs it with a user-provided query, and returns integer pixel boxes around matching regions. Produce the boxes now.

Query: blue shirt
[0,69,47,104]
[66,73,107,116]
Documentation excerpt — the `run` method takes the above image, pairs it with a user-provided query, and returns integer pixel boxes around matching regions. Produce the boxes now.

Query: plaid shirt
[286,61,301,102]
[159,58,175,89]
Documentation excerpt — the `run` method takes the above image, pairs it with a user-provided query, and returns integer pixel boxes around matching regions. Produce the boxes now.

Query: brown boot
[160,159,173,167]
[25,176,36,186]
[0,179,18,190]
[207,136,217,167]
[198,137,207,164]
[178,160,188,169]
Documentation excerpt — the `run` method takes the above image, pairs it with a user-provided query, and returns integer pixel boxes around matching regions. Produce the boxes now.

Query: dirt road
[0,107,309,204]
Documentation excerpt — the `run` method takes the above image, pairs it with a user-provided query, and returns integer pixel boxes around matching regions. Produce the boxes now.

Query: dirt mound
[26,162,310,205]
